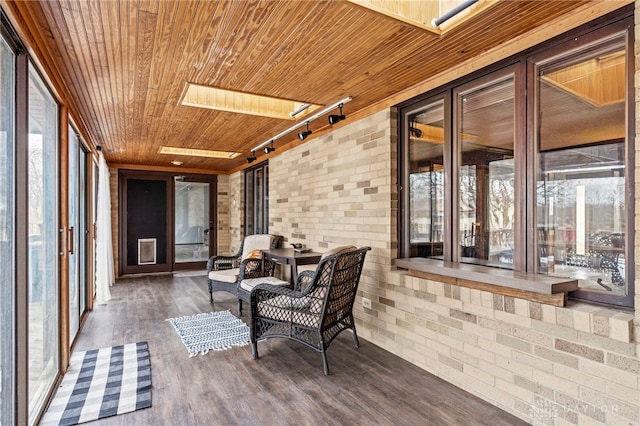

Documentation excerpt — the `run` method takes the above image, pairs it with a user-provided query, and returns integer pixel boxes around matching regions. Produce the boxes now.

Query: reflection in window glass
[28,64,59,421]
[0,35,15,423]
[408,100,445,258]
[457,75,515,268]
[537,39,627,296]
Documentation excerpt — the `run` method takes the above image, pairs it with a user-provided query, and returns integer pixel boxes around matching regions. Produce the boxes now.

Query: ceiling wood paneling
[7,0,626,172]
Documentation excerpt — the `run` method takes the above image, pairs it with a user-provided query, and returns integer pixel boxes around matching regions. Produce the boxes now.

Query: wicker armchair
[206,234,281,314]
[250,246,370,375]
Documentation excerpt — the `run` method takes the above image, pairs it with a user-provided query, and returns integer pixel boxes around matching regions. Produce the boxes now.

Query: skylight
[346,0,496,34]
[159,146,241,159]
[180,83,321,120]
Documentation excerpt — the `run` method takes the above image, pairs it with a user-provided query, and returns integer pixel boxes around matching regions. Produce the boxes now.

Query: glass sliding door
[174,177,212,266]
[28,64,59,421]
[0,32,15,424]
[68,127,79,340]
[79,146,88,316]
[68,127,89,343]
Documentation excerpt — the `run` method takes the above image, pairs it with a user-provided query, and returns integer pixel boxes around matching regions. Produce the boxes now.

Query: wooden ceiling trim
[110,162,222,176]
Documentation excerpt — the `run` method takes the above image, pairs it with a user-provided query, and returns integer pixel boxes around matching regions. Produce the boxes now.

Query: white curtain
[95,151,113,304]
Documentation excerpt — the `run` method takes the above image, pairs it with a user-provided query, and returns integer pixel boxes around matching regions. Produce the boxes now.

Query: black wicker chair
[206,234,281,314]
[250,246,370,375]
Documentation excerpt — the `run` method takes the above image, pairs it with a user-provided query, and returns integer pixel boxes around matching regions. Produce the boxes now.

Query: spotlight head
[410,127,422,138]
[298,122,312,140]
[298,130,312,140]
[328,114,345,125]
[247,151,257,163]
[263,141,275,154]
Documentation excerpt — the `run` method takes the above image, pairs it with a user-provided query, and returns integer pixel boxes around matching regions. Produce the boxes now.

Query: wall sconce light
[328,103,345,125]
[247,151,257,163]
[263,141,275,154]
[298,122,312,140]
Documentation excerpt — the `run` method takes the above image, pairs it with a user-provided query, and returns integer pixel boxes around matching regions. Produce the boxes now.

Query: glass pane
[458,75,515,268]
[68,127,79,340]
[245,170,254,235]
[0,35,15,424]
[79,147,87,315]
[174,179,210,263]
[28,64,59,421]
[537,38,627,296]
[255,169,264,234]
[408,100,445,258]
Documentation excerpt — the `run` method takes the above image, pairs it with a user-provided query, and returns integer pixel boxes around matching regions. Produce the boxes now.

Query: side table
[262,248,322,284]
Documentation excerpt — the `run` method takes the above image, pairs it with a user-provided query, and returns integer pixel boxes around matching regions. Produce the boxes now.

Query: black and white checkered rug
[40,341,152,425]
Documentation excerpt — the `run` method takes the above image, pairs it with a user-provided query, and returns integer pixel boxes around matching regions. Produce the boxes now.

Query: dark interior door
[120,172,172,275]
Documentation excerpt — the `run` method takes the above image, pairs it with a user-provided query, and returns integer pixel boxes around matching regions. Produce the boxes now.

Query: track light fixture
[250,97,352,154]
[328,103,346,125]
[409,121,422,138]
[263,141,276,154]
[246,151,257,163]
[298,122,312,141]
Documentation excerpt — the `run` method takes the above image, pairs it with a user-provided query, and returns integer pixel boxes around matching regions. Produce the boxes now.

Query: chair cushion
[240,277,289,292]
[257,303,320,327]
[267,295,311,309]
[321,245,357,260]
[241,234,274,259]
[208,268,239,283]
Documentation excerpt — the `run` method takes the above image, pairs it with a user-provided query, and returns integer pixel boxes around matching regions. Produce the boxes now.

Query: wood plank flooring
[69,273,529,426]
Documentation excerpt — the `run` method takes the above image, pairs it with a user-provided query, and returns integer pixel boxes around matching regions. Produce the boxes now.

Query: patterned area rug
[40,342,152,426]
[167,310,250,356]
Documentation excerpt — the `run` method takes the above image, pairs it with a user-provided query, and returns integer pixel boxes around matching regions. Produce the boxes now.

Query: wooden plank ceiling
[14,0,599,172]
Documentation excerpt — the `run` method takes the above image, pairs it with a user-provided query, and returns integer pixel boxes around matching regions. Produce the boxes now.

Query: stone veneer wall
[225,171,245,255]
[227,101,639,424]
[216,174,231,255]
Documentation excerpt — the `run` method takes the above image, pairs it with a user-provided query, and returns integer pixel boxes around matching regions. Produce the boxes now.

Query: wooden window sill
[395,258,579,307]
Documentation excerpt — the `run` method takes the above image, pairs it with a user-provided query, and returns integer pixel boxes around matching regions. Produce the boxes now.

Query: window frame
[398,12,634,307]
[244,160,269,236]
[527,18,634,307]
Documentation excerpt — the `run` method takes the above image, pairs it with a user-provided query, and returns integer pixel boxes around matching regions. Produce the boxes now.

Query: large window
[400,16,633,307]
[533,25,630,305]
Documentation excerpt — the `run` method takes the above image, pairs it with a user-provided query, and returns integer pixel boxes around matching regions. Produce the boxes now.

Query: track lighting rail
[250,96,352,154]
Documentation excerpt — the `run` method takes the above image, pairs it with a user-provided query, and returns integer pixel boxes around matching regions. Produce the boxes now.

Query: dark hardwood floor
[67,273,529,426]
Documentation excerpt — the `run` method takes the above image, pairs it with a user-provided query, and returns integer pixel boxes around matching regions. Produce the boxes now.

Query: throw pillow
[244,249,263,273]
[245,249,263,259]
